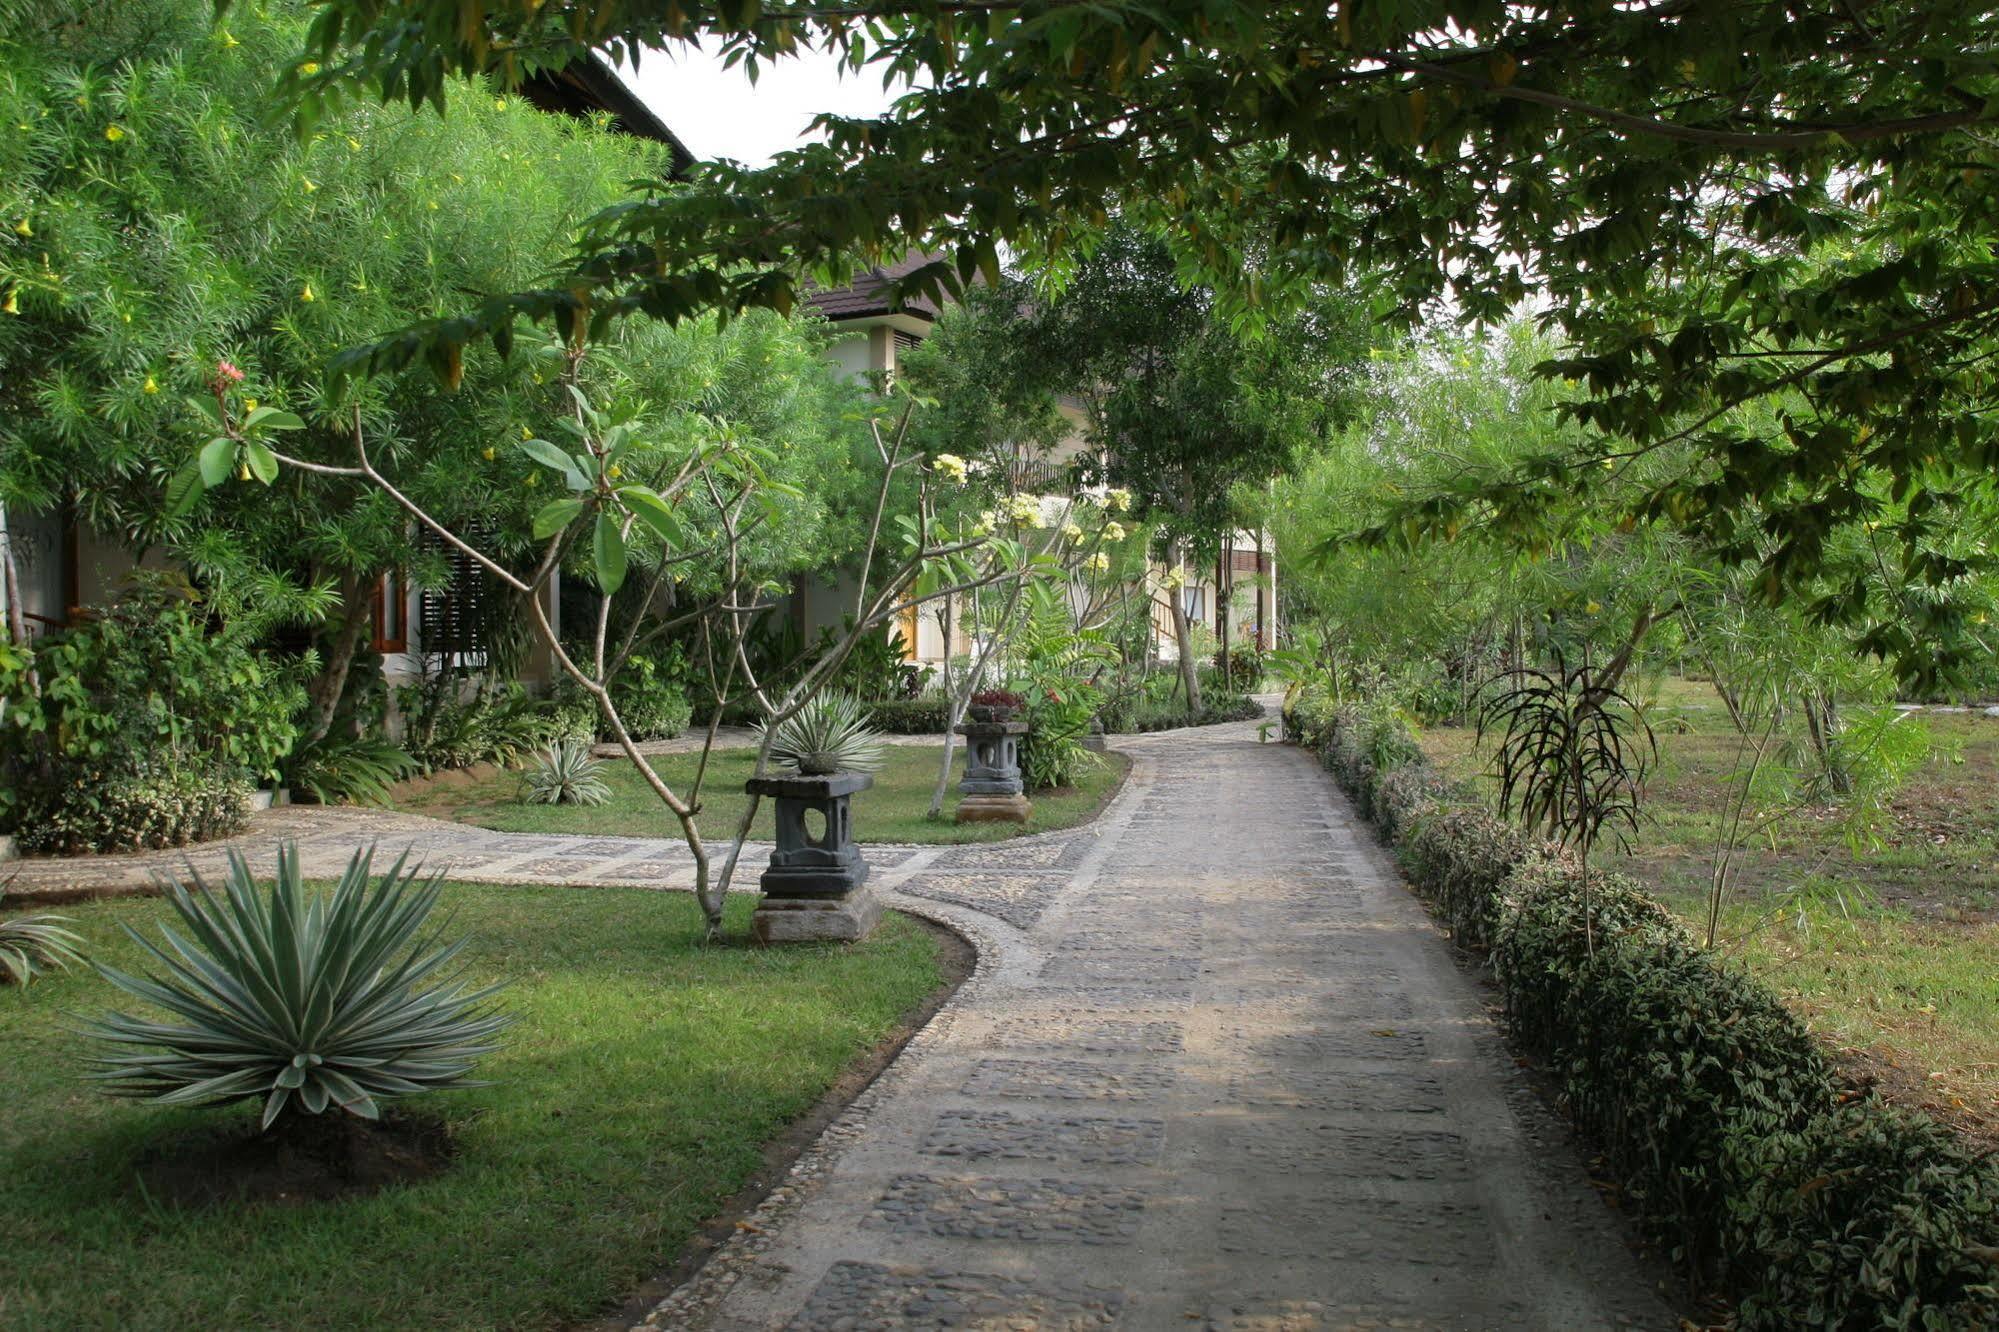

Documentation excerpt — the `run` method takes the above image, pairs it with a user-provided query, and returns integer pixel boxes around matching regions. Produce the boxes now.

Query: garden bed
[0,883,954,1329]
[391,743,1131,845]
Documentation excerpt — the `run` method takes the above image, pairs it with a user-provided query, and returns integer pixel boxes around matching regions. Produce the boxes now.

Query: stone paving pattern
[643,715,1678,1330]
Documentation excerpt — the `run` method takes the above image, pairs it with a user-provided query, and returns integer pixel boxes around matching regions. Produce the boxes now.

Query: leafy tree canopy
[289,0,1999,683]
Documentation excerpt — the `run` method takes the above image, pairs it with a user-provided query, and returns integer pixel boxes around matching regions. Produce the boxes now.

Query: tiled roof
[806,253,949,322]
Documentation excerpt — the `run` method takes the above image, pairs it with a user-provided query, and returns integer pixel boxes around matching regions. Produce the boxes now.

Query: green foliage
[1290,690,1999,1320]
[614,653,692,740]
[17,765,254,856]
[867,697,953,734]
[521,740,609,807]
[0,886,85,987]
[1475,655,1658,867]
[303,0,1999,683]
[1,580,296,850]
[1725,1104,1999,1330]
[86,845,509,1130]
[398,677,573,774]
[285,732,419,806]
[1017,672,1101,792]
[759,692,886,777]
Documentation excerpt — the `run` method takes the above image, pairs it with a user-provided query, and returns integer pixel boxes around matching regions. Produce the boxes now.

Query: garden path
[640,714,1679,1330]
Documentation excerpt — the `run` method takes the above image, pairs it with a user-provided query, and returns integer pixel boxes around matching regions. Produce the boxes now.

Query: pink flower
[213,359,244,388]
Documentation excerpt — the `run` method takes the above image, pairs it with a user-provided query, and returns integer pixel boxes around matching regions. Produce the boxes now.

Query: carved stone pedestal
[745,771,880,943]
[955,719,1032,824]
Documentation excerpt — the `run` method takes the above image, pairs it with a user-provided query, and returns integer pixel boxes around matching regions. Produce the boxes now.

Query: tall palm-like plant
[86,844,509,1129]
[1477,650,1657,953]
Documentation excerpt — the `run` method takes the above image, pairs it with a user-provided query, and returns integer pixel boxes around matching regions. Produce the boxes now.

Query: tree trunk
[1804,690,1850,794]
[303,573,376,745]
[0,501,36,693]
[1169,546,1203,713]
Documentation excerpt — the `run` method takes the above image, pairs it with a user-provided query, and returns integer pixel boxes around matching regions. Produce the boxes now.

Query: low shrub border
[1285,688,1999,1329]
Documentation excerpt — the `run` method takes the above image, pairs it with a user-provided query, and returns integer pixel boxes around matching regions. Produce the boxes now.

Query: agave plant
[0,882,85,986]
[521,739,611,806]
[759,691,886,776]
[86,844,509,1129]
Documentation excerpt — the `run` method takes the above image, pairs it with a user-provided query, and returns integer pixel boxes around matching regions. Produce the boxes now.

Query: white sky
[615,42,902,168]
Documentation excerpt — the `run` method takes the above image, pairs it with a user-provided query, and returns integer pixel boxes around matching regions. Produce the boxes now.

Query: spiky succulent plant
[521,739,611,806]
[759,691,887,776]
[86,844,509,1129]
[0,883,85,986]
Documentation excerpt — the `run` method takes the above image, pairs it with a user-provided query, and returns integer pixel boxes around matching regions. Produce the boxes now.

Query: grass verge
[0,883,945,1330]
[395,743,1131,845]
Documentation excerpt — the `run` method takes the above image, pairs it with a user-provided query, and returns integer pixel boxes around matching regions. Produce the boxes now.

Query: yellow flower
[1086,552,1110,572]
[245,398,259,412]
[3,289,17,315]
[1106,487,1132,512]
[104,124,125,142]
[300,282,314,302]
[932,452,969,484]
[297,62,320,76]
[482,446,496,461]
[1164,568,1187,590]
[1005,494,1042,527]
[608,464,623,479]
[1585,600,1601,614]
[300,177,317,193]
[346,136,362,152]
[143,375,158,395]
[218,29,239,48]
[428,200,439,211]
[1061,521,1083,541]
[13,218,30,238]
[1103,521,1126,543]
[494,98,507,111]
[520,425,533,439]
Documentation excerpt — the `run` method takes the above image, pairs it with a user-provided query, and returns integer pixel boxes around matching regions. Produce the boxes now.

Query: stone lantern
[955,718,1033,823]
[744,771,881,943]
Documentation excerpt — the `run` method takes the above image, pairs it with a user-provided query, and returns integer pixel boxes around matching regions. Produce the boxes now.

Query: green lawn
[1417,680,1999,1139]
[395,743,1131,845]
[0,884,943,1330]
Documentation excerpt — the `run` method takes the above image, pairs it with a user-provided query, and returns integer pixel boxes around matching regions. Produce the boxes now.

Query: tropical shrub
[608,653,692,740]
[522,740,611,806]
[16,765,254,856]
[759,692,886,776]
[868,697,953,733]
[87,845,509,1129]
[285,733,420,807]
[0,885,85,986]
[1019,675,1100,791]
[0,580,300,850]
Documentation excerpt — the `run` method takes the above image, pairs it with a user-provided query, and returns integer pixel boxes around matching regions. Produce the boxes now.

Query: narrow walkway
[645,718,1675,1330]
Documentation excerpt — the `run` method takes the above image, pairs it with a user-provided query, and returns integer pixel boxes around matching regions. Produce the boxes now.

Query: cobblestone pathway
[644,718,1676,1331]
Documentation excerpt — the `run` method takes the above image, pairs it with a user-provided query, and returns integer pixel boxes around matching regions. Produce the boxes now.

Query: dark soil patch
[579,912,976,1331]
[133,1110,456,1209]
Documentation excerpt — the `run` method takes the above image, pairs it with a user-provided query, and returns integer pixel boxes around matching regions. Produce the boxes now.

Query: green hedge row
[1286,688,1999,1330]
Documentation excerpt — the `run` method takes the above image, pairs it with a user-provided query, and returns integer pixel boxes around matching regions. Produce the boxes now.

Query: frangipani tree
[188,340,1040,936]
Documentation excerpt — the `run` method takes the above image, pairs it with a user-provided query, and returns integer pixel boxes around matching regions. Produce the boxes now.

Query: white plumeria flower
[1005,495,1042,526]
[1086,552,1110,572]
[1103,521,1127,543]
[1062,521,1084,541]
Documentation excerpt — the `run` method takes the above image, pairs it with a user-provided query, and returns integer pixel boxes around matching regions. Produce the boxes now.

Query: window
[1181,586,1206,622]
[370,571,407,652]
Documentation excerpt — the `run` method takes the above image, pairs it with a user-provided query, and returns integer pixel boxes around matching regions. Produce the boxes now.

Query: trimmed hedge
[17,765,252,856]
[1285,685,1999,1329]
[1106,691,1264,734]
[867,698,953,734]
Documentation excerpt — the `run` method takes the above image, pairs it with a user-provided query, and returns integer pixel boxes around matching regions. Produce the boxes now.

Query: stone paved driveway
[641,718,1677,1331]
